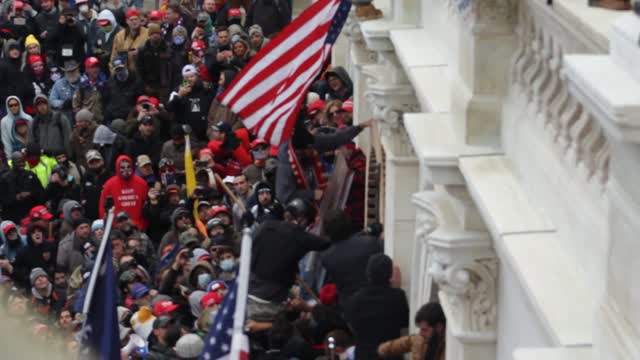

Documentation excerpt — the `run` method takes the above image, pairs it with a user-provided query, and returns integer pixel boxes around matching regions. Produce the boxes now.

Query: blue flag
[79,236,120,360]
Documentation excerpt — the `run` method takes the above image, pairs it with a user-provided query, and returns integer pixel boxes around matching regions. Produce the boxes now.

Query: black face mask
[210,234,225,245]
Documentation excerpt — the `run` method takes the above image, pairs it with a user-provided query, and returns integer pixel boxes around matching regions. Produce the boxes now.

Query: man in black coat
[11,221,56,290]
[165,65,214,142]
[50,8,86,67]
[321,209,383,310]
[346,254,410,360]
[126,115,163,167]
[1,152,46,223]
[103,56,144,122]
[137,24,172,101]
[0,39,35,112]
[34,0,60,55]
[247,198,330,322]
[81,149,113,220]
[245,0,291,38]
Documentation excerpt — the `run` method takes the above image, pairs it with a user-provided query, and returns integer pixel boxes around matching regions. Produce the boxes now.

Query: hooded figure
[1,151,46,222]
[93,10,121,72]
[12,221,55,290]
[31,94,72,155]
[346,254,410,360]
[99,155,149,229]
[0,40,35,113]
[325,66,354,102]
[0,220,27,262]
[93,124,128,172]
[1,96,33,155]
[158,207,193,257]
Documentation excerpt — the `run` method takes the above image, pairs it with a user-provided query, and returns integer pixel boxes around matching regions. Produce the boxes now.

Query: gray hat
[248,24,263,37]
[30,267,48,286]
[175,334,204,358]
[172,25,188,38]
[179,231,199,247]
[75,108,93,122]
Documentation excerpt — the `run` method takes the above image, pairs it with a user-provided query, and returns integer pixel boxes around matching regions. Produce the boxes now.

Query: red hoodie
[99,155,149,229]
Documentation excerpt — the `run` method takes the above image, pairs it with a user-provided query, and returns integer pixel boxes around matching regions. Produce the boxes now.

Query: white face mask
[79,4,89,13]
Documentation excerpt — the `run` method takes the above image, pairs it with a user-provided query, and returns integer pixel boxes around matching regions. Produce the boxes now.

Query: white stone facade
[337,0,639,358]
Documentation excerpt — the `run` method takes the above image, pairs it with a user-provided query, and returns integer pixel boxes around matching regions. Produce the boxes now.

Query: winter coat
[157,207,191,257]
[31,100,72,155]
[103,72,144,123]
[0,166,45,223]
[136,38,172,90]
[77,10,99,55]
[166,80,215,142]
[49,77,80,110]
[31,285,67,320]
[12,232,56,290]
[0,220,27,262]
[56,231,93,275]
[34,7,60,54]
[81,166,113,221]
[245,0,290,37]
[109,27,149,74]
[326,66,354,102]
[69,122,98,168]
[45,181,82,215]
[168,43,191,92]
[321,232,383,309]
[99,155,149,229]
[93,10,121,73]
[248,220,330,302]
[378,334,445,360]
[0,41,35,108]
[50,22,86,66]
[1,96,33,155]
[344,148,367,228]
[126,131,163,168]
[73,73,108,124]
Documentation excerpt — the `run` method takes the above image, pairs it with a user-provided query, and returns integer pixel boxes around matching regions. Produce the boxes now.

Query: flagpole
[81,207,115,316]
[229,227,252,359]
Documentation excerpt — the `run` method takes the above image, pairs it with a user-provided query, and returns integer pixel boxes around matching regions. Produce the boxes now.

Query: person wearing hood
[99,155,149,230]
[56,217,96,274]
[168,25,191,92]
[69,108,98,167]
[1,96,33,155]
[45,164,82,213]
[73,56,108,124]
[34,0,60,55]
[325,66,354,102]
[81,149,114,220]
[100,0,127,27]
[25,54,54,98]
[31,95,72,156]
[58,199,84,240]
[76,0,99,54]
[110,8,149,74]
[93,10,121,74]
[166,64,215,142]
[136,23,172,101]
[29,267,67,319]
[229,33,254,70]
[346,254,410,360]
[103,56,144,123]
[0,1,37,41]
[0,220,28,262]
[188,257,215,291]
[92,123,128,171]
[157,207,193,258]
[245,0,290,38]
[206,68,240,128]
[0,41,35,116]
[248,24,269,51]
[12,221,56,290]
[249,181,283,226]
[49,59,82,115]
[0,151,45,223]
[143,182,182,245]
[50,8,87,66]
[52,148,85,186]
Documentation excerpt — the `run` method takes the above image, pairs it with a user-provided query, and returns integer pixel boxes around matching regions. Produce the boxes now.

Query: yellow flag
[184,134,208,237]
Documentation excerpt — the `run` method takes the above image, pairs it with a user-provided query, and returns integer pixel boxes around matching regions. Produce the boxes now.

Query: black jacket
[246,0,291,37]
[165,80,214,142]
[45,181,82,215]
[126,131,163,167]
[50,22,86,66]
[34,8,60,53]
[321,232,383,308]
[0,168,45,223]
[81,166,113,220]
[12,237,56,290]
[103,73,144,122]
[0,56,35,109]
[249,220,330,302]
[137,39,172,89]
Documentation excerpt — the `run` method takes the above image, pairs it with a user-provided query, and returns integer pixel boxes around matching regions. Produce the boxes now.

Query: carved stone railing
[509,0,610,187]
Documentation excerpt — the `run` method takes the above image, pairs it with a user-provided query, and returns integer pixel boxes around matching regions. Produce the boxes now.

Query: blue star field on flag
[200,280,240,359]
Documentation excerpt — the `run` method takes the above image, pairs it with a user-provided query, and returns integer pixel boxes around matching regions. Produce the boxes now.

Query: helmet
[285,198,315,224]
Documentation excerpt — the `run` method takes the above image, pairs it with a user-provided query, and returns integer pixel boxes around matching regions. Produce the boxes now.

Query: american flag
[200,280,249,360]
[219,0,353,146]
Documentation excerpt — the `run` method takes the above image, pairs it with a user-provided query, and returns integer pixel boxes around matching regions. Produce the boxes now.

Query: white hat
[175,334,204,358]
[182,64,198,77]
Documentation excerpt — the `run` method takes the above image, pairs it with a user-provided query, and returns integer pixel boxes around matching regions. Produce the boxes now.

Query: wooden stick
[214,173,247,213]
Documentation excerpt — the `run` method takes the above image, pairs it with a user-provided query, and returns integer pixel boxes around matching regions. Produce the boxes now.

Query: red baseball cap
[210,206,231,218]
[341,99,353,113]
[153,300,179,317]
[149,10,163,19]
[307,99,325,116]
[98,19,110,26]
[30,205,54,221]
[2,223,16,235]
[13,1,24,10]
[136,95,150,105]
[250,139,268,149]
[148,97,159,107]
[126,8,140,19]
[84,56,100,68]
[198,148,213,158]
[191,40,206,52]
[200,292,222,308]
[227,8,242,18]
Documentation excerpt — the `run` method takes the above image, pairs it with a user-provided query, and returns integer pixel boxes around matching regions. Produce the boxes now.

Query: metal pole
[229,227,253,359]
[81,207,115,316]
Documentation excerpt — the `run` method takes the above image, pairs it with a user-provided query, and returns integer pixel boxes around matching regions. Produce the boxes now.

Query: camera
[142,103,150,111]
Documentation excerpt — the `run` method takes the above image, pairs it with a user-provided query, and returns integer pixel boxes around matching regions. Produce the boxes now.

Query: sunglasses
[8,103,19,108]
[120,164,132,169]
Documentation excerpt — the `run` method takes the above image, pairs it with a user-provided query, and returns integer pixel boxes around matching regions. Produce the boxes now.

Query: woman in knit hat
[229,33,254,69]
[169,25,191,91]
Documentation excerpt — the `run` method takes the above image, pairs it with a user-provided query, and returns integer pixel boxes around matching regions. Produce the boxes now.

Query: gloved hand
[241,211,254,228]
[63,98,72,109]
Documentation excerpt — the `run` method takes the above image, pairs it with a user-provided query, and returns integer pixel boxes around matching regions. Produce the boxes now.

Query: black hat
[73,217,91,229]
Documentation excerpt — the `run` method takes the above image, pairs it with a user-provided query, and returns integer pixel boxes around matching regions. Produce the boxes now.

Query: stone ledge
[550,0,620,52]
[513,347,593,360]
[360,17,415,52]
[389,28,447,69]
[459,156,555,236]
[499,233,594,346]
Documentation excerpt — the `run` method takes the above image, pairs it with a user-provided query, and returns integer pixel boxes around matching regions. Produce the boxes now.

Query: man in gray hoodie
[31,94,72,156]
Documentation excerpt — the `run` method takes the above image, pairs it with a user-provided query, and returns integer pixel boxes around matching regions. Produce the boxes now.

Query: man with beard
[116,212,156,268]
[166,65,214,142]
[158,207,193,258]
[249,181,283,226]
[49,59,82,117]
[110,8,148,74]
[0,152,45,223]
[11,221,56,290]
[31,95,72,156]
[56,217,95,273]
[81,149,113,220]
[34,0,60,55]
[103,56,144,123]
[52,149,84,186]
[0,40,34,115]
[136,23,171,101]
[99,155,149,230]
[51,8,86,66]
[73,56,108,123]
[69,109,98,168]
[126,115,162,168]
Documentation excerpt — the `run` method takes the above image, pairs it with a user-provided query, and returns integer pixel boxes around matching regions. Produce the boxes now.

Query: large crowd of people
[0,0,446,358]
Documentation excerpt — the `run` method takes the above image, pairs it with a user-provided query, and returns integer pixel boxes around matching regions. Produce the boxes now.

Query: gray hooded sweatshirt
[1,96,33,155]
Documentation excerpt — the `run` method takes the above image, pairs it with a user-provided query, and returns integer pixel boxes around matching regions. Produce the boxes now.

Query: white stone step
[513,347,593,360]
